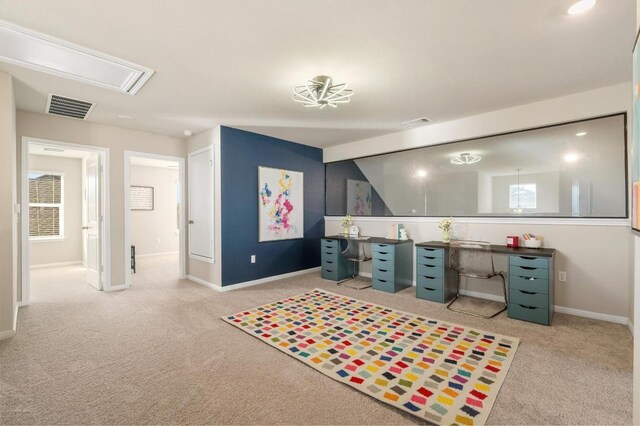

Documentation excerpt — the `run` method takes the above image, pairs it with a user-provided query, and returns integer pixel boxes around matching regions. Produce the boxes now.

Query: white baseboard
[186,274,221,291]
[0,304,19,341]
[553,305,628,325]
[30,260,83,269]
[136,251,179,259]
[357,273,630,326]
[104,285,127,292]
[187,267,322,293]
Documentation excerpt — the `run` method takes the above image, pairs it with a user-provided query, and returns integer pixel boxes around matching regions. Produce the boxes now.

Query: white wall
[17,111,186,292]
[325,83,632,323]
[0,71,17,339]
[130,165,179,256]
[29,154,83,266]
[186,127,222,287]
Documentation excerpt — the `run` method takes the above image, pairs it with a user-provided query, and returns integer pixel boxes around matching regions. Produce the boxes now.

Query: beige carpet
[0,256,632,425]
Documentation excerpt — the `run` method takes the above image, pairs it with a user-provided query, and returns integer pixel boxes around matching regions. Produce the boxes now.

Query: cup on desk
[506,235,519,248]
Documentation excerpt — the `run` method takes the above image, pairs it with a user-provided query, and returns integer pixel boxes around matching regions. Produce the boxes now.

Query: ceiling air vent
[401,117,432,126]
[46,94,95,120]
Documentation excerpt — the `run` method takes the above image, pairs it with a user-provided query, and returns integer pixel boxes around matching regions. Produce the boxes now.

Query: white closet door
[188,147,214,262]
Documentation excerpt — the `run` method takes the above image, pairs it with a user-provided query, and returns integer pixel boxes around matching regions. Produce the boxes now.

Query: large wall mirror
[326,114,627,218]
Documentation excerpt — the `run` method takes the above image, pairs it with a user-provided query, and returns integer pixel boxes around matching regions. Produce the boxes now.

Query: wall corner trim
[628,318,634,335]
[0,304,19,341]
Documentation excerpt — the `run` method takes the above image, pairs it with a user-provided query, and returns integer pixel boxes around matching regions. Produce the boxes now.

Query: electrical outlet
[558,271,567,282]
[251,255,256,264]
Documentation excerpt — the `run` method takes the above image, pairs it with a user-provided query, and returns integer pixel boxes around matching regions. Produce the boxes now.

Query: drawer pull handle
[422,256,436,260]
[519,256,537,260]
[325,260,334,264]
[518,290,536,295]
[422,287,436,292]
[519,266,536,270]
[377,279,388,283]
[379,251,389,255]
[421,275,436,280]
[518,276,536,281]
[518,304,538,310]
[377,259,388,262]
[422,265,435,268]
[378,269,388,272]
[326,269,334,273]
[378,244,389,247]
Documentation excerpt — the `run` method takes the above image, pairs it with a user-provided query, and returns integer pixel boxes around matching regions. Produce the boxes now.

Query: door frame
[188,146,215,263]
[123,151,186,287]
[20,137,111,305]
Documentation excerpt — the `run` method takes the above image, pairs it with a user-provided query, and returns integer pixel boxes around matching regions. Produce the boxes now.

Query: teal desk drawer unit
[320,238,355,281]
[371,240,413,293]
[508,254,555,326]
[415,245,457,303]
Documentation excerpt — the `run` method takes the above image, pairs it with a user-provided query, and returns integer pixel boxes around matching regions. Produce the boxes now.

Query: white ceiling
[0,0,634,148]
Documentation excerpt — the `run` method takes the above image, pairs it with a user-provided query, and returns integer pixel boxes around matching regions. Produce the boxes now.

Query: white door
[188,147,214,262]
[84,153,102,289]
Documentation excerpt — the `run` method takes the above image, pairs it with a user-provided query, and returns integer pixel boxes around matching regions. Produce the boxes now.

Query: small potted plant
[341,215,353,235]
[438,217,454,243]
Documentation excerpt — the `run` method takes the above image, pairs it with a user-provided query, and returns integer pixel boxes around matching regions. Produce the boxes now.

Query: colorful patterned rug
[222,289,519,425]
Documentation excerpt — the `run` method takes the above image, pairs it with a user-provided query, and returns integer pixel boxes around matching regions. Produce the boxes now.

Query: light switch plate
[251,255,256,264]
[558,271,567,282]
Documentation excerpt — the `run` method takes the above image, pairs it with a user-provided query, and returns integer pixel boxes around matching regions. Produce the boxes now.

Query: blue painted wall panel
[220,127,325,286]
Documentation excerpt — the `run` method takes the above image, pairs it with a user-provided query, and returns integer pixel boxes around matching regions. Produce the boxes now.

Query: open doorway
[21,138,110,305]
[124,152,185,287]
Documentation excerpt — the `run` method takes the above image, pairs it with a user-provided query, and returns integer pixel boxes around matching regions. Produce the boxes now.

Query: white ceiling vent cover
[46,94,95,120]
[0,19,154,95]
[402,117,433,126]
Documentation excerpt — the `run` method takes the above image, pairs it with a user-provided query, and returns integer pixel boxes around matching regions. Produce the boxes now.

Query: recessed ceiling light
[0,19,154,95]
[117,114,135,120]
[564,152,579,162]
[183,130,193,137]
[575,131,587,136]
[568,0,596,15]
[415,169,428,178]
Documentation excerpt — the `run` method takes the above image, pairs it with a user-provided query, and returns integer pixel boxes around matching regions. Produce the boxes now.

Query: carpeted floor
[0,255,632,425]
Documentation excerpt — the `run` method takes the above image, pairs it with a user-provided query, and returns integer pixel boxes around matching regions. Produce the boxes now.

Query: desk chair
[446,240,507,319]
[338,236,372,289]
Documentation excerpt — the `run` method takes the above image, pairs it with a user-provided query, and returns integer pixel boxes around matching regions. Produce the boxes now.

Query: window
[509,184,537,209]
[29,172,64,239]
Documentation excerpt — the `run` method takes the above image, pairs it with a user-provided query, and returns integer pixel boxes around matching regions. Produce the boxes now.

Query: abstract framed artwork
[258,166,304,242]
[633,29,640,233]
[346,179,372,215]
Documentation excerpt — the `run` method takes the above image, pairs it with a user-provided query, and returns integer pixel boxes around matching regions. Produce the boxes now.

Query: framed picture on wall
[633,28,640,233]
[346,179,372,215]
[131,186,154,211]
[258,166,304,242]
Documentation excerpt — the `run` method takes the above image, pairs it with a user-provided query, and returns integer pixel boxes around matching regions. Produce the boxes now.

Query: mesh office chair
[447,240,507,318]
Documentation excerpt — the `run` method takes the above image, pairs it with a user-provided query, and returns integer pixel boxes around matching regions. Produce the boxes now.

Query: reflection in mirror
[326,114,627,218]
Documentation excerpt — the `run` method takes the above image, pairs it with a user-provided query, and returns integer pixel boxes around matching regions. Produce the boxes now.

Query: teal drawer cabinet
[320,238,355,281]
[507,254,554,325]
[415,245,457,303]
[371,241,413,293]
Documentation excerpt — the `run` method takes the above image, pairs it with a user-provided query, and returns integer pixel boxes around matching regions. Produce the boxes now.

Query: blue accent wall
[220,127,325,286]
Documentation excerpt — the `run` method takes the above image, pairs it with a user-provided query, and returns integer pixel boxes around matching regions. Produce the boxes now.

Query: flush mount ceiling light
[450,152,481,165]
[292,75,353,109]
[0,19,154,95]
[568,0,596,15]
[576,131,587,136]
